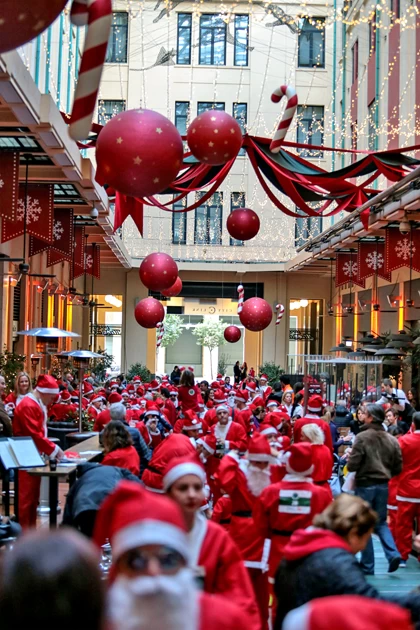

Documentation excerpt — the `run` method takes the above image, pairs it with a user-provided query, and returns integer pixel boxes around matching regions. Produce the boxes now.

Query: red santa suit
[102,445,140,476]
[293,415,333,452]
[13,389,60,529]
[49,402,78,422]
[211,418,248,452]
[164,398,177,426]
[212,494,232,531]
[310,443,334,500]
[177,384,201,413]
[396,430,420,561]
[141,433,196,491]
[93,408,111,432]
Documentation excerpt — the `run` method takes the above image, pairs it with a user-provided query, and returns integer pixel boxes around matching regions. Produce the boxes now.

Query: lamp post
[64,350,103,432]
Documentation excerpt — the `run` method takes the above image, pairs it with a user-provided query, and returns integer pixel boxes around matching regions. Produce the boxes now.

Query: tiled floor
[1,478,68,528]
[367,536,420,596]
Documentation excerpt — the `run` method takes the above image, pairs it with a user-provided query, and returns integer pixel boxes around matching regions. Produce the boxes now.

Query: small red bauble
[227,208,260,241]
[161,276,183,298]
[224,325,242,343]
[0,1,68,53]
[187,111,243,165]
[139,253,178,292]
[134,297,165,329]
[96,109,183,198]
[239,298,273,332]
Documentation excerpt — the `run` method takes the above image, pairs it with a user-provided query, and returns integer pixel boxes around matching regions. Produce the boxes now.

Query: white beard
[215,421,230,441]
[108,568,199,630]
[246,464,271,497]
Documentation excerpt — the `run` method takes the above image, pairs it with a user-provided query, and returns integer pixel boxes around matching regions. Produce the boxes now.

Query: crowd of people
[1,366,420,629]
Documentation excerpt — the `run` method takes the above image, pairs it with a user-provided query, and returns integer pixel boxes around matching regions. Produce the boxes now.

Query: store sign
[184,302,238,316]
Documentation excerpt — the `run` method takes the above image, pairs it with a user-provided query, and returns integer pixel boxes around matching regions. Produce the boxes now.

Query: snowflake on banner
[53,220,64,241]
[343,260,358,277]
[16,196,42,224]
[366,251,384,270]
[85,254,93,269]
[395,238,415,260]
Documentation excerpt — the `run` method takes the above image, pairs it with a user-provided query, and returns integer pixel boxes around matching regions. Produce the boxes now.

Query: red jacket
[212,495,232,531]
[49,403,78,422]
[13,393,58,457]
[311,444,334,484]
[397,431,420,501]
[293,416,333,452]
[177,385,201,412]
[141,433,196,491]
[93,408,111,432]
[199,592,249,628]
[211,420,248,452]
[102,446,140,476]
[164,399,177,426]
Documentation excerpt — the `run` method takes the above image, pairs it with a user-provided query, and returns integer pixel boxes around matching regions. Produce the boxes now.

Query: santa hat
[182,417,202,432]
[217,373,224,380]
[36,374,59,395]
[136,386,145,396]
[90,395,104,406]
[282,595,414,630]
[144,404,160,420]
[246,381,257,393]
[149,379,160,391]
[252,396,265,408]
[210,381,220,390]
[266,400,279,409]
[284,443,314,477]
[260,374,268,381]
[93,481,189,563]
[235,390,249,404]
[259,423,278,437]
[162,456,206,492]
[126,384,135,393]
[179,366,186,372]
[278,435,291,450]
[307,394,324,414]
[216,404,229,413]
[83,383,94,396]
[169,389,178,397]
[247,433,272,462]
[109,381,119,390]
[121,390,129,397]
[187,366,195,373]
[214,390,226,404]
[71,390,79,401]
[132,376,142,382]
[108,392,123,405]
[59,390,71,403]
[197,433,217,455]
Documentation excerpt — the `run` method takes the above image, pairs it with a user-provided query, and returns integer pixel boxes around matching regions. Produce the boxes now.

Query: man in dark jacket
[62,462,140,537]
[347,403,402,574]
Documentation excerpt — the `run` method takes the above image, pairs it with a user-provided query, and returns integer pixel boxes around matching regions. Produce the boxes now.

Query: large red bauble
[224,325,242,343]
[0,1,68,53]
[139,253,178,292]
[187,111,243,165]
[134,297,165,329]
[96,109,183,198]
[239,298,273,332]
[227,208,260,241]
[161,276,183,298]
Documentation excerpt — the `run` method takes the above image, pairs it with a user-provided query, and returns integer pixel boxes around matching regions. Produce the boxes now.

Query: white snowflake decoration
[16,196,42,224]
[85,254,93,269]
[53,220,64,241]
[395,238,415,260]
[342,260,358,277]
[366,251,384,270]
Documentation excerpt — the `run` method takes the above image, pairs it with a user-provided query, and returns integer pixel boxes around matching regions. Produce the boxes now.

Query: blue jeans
[355,483,400,574]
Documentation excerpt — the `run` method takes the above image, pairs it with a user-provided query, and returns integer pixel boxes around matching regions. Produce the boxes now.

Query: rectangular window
[234,15,249,66]
[177,13,192,65]
[199,14,227,65]
[369,15,376,56]
[98,100,126,125]
[230,193,245,246]
[296,105,324,158]
[298,18,325,68]
[194,192,223,244]
[351,122,357,164]
[351,40,359,84]
[175,101,190,135]
[391,0,400,18]
[172,200,187,245]
[233,102,247,156]
[294,207,322,248]
[197,102,225,115]
[106,13,128,63]
[368,102,376,151]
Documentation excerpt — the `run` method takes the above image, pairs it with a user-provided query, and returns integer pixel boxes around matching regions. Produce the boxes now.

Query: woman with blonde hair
[5,371,32,414]
[274,494,420,627]
[300,423,334,496]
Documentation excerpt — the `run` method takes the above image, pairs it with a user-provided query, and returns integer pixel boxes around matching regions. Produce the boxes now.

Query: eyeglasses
[122,547,185,573]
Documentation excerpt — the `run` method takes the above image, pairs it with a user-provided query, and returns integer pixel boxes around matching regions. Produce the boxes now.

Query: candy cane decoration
[275,303,285,325]
[269,85,298,154]
[237,285,244,314]
[156,322,165,349]
[69,0,113,141]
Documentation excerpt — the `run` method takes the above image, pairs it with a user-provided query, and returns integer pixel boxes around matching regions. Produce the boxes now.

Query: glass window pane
[177,14,192,64]
[106,12,128,63]
[98,100,126,125]
[233,103,247,156]
[197,102,225,115]
[172,200,187,244]
[230,192,245,246]
[199,14,226,65]
[175,101,190,135]
[195,192,223,244]
[296,105,324,158]
[195,205,207,244]
[298,18,325,68]
[234,15,249,66]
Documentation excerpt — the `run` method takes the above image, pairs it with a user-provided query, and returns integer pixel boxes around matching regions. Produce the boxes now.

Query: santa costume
[293,395,333,452]
[141,432,196,492]
[93,392,122,432]
[395,429,420,562]
[102,444,140,476]
[212,494,232,531]
[49,390,78,422]
[210,404,248,452]
[258,375,272,401]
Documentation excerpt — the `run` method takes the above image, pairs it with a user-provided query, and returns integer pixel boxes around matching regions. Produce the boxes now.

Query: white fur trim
[307,405,322,413]
[37,386,59,394]
[143,485,165,494]
[247,452,272,462]
[112,520,190,562]
[260,426,277,436]
[396,495,420,503]
[282,604,310,630]
[387,504,398,510]
[50,444,60,459]
[187,513,208,568]
[144,410,160,418]
[163,462,206,491]
[226,450,240,462]
[216,404,229,412]
[283,473,314,483]
[183,422,202,431]
[197,438,215,455]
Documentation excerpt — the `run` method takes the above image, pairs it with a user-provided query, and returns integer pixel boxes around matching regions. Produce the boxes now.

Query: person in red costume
[300,423,334,498]
[102,420,140,476]
[210,404,248,454]
[4,370,32,415]
[259,374,272,402]
[93,391,122,432]
[87,394,105,421]
[212,493,232,531]
[13,374,65,528]
[49,389,78,422]
[136,406,163,450]
[293,394,333,452]
[141,432,196,492]
[163,456,260,628]
[177,369,202,413]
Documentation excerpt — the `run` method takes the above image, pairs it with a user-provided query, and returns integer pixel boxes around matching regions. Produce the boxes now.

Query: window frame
[294,206,323,248]
[194,192,223,245]
[234,15,249,67]
[233,102,247,156]
[230,192,246,246]
[296,105,324,158]
[199,14,227,66]
[98,100,126,126]
[369,14,377,56]
[174,101,190,136]
[351,39,359,84]
[197,102,225,116]
[298,17,326,68]
[172,200,187,245]
[105,12,129,64]
[176,13,192,65]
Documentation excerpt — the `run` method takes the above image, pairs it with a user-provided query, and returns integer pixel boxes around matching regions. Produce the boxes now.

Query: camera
[90,207,99,219]
[399,220,410,235]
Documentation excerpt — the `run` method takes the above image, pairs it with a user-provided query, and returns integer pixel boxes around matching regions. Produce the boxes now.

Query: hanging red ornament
[239,298,273,332]
[226,208,260,241]
[0,1,68,53]
[96,109,184,198]
[139,252,179,292]
[187,110,243,165]
[224,325,242,343]
[134,297,165,329]
[161,276,183,298]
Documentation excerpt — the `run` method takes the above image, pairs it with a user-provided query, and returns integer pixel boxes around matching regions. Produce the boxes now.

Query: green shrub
[127,362,152,382]
[258,361,284,386]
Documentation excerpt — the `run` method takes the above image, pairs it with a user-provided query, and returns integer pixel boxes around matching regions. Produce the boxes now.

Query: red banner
[1,184,53,243]
[73,244,100,280]
[357,241,391,282]
[114,192,144,236]
[385,227,420,274]
[0,153,19,220]
[46,224,85,268]
[30,208,74,258]
[335,252,365,288]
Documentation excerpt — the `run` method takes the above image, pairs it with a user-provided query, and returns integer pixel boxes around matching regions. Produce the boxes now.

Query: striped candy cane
[156,322,165,349]
[237,284,244,314]
[69,0,113,141]
[269,85,298,154]
[275,303,285,325]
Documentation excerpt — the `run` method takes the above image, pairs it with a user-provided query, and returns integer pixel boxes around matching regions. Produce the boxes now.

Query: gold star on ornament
[214,129,219,134]
[224,153,229,158]
[116,137,123,144]
[230,128,235,134]
[156,128,162,134]
[18,13,27,21]
[133,156,142,165]
[153,177,160,183]
[33,20,45,31]
[211,116,217,121]
[208,142,214,147]
[192,129,196,134]
[0,19,5,25]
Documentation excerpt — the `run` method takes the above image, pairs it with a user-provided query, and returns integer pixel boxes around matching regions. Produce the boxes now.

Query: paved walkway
[367,537,420,597]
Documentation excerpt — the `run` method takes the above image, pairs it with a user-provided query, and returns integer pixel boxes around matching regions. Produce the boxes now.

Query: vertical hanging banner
[114,191,144,236]
[385,227,420,274]
[29,208,74,258]
[0,153,19,219]
[73,244,100,280]
[335,252,365,288]
[46,224,85,267]
[1,184,53,243]
[357,241,391,282]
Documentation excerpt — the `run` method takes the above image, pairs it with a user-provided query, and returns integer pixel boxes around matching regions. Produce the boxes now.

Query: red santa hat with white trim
[144,403,160,421]
[36,374,59,395]
[307,394,324,414]
[109,381,119,390]
[247,433,272,463]
[60,390,72,403]
[162,456,206,492]
[93,481,190,566]
[149,379,160,391]
[197,433,217,455]
[108,392,123,405]
[246,381,257,393]
[266,400,279,410]
[132,375,142,383]
[260,374,268,382]
[283,443,314,477]
[182,410,202,432]
[213,390,226,404]
[259,423,278,437]
[282,595,414,630]
[235,390,249,404]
